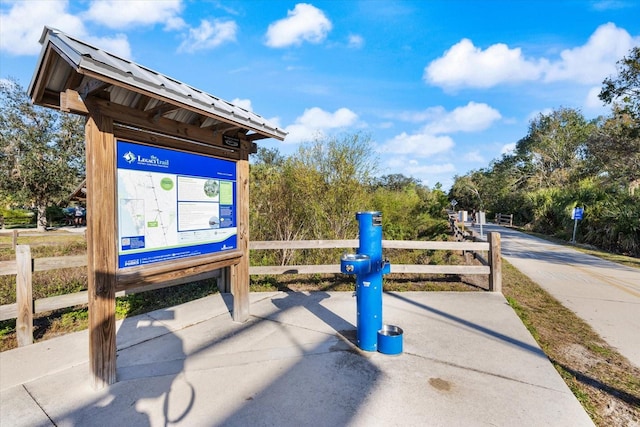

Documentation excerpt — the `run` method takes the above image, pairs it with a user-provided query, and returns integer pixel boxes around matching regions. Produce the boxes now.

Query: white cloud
[0,0,86,55]
[383,157,456,186]
[0,0,132,58]
[501,143,516,155]
[265,3,332,48]
[178,19,237,53]
[585,86,605,109]
[231,98,253,111]
[86,33,132,58]
[84,0,184,30]
[376,102,501,161]
[379,132,454,157]
[592,0,629,11]
[424,23,640,90]
[424,38,545,89]
[424,102,502,134]
[348,34,364,49]
[544,23,638,84]
[283,107,358,143]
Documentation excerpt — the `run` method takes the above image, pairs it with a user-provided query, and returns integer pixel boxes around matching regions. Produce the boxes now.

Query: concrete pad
[0,384,53,427]
[0,291,594,426]
[0,329,89,390]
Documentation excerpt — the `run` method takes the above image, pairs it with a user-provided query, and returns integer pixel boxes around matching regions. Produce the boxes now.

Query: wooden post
[488,232,502,293]
[12,230,18,251]
[232,159,250,322]
[15,245,33,347]
[85,111,117,389]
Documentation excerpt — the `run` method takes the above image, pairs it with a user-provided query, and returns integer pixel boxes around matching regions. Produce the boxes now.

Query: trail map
[116,140,237,269]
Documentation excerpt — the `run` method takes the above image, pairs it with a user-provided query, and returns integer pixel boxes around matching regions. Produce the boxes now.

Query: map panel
[116,140,237,269]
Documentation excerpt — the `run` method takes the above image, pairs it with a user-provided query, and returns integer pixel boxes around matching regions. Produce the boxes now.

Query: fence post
[488,232,502,293]
[12,230,19,251]
[16,245,34,346]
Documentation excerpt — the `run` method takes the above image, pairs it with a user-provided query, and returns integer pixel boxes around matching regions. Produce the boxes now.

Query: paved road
[480,224,640,368]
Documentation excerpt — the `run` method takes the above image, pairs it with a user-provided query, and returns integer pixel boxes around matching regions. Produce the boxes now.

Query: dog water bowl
[377,324,403,355]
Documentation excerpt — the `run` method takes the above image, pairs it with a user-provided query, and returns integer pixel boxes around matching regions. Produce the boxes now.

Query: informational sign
[477,211,486,225]
[570,206,584,243]
[116,140,237,269]
[572,207,584,220]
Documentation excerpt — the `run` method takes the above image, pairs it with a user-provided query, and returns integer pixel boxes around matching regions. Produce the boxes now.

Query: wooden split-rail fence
[1,233,501,347]
[495,213,514,227]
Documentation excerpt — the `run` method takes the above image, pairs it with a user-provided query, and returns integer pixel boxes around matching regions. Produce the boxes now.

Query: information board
[116,140,237,269]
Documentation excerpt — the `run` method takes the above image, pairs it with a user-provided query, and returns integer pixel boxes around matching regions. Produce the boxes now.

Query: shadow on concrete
[45,292,378,426]
[215,291,378,426]
[386,291,547,358]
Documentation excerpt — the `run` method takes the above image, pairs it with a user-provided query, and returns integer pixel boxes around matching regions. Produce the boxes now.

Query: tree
[0,78,85,230]
[600,46,640,120]
[374,174,421,191]
[296,132,378,239]
[514,108,594,189]
[593,47,640,190]
[249,134,378,264]
[586,110,640,189]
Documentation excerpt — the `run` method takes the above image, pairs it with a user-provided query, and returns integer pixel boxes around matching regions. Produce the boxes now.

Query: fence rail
[495,213,513,226]
[1,235,501,346]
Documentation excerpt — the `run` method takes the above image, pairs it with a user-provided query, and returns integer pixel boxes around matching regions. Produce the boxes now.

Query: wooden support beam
[61,89,88,114]
[77,78,110,98]
[144,102,181,121]
[116,251,242,291]
[232,159,250,322]
[85,108,117,389]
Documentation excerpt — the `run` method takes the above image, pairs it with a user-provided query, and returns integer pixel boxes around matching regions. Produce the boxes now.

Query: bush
[0,208,36,228]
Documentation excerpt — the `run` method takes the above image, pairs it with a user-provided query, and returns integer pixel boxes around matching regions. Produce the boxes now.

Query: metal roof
[28,27,287,142]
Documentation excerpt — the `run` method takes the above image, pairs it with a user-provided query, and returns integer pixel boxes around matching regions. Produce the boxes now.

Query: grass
[501,260,640,426]
[0,229,639,425]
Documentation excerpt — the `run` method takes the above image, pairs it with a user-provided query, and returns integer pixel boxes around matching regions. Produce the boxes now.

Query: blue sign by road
[572,207,584,220]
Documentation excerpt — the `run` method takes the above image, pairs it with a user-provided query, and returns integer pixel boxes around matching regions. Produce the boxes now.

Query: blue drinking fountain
[340,211,403,354]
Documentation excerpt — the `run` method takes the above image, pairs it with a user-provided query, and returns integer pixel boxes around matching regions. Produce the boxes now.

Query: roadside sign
[572,207,584,220]
[571,207,584,243]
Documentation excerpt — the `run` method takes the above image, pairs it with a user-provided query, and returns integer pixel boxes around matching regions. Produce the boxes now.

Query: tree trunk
[36,204,47,231]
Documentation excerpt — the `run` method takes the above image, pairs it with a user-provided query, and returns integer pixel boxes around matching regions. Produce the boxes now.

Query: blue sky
[1,1,639,189]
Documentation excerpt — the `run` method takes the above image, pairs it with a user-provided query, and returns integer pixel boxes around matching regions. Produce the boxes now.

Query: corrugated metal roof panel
[28,27,287,141]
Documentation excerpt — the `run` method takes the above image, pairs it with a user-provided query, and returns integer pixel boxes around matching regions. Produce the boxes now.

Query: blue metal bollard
[340,211,390,351]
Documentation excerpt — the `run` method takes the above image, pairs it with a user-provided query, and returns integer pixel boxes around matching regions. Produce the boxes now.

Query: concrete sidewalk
[0,291,593,426]
[478,223,640,368]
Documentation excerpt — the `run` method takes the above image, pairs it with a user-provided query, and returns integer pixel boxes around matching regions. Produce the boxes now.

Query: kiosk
[28,27,286,388]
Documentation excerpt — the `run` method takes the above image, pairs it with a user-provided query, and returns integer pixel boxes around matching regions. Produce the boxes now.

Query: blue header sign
[117,140,237,269]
